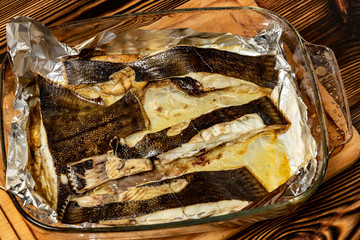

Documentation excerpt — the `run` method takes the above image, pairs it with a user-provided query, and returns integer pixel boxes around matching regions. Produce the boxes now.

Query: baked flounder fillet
[68,97,289,193]
[115,96,289,160]
[63,46,279,88]
[92,133,291,196]
[63,167,268,224]
[29,75,149,215]
[27,46,290,224]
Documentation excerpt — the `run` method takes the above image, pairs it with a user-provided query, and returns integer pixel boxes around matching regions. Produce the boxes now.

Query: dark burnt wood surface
[233,0,360,239]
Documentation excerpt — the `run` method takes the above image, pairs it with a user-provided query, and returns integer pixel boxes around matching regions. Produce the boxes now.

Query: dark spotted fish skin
[170,77,206,96]
[114,96,290,159]
[37,74,103,112]
[68,158,97,192]
[62,167,268,224]
[64,59,127,85]
[36,75,149,216]
[64,46,279,88]
[38,76,148,166]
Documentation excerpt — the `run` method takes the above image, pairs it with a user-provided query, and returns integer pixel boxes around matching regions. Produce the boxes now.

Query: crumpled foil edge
[5,16,317,227]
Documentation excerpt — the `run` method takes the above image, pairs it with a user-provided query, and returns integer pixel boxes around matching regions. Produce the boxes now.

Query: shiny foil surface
[5,16,316,226]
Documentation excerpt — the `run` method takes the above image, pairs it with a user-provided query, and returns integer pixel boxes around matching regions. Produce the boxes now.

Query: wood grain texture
[0,0,360,239]
[0,208,19,240]
[256,0,360,130]
[0,190,36,240]
[0,0,190,56]
[230,159,360,240]
[228,0,360,239]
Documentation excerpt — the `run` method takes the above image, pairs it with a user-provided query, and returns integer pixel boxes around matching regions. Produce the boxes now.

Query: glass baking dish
[0,6,352,239]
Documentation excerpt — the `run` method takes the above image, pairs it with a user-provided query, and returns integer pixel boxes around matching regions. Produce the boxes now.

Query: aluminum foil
[5,16,317,226]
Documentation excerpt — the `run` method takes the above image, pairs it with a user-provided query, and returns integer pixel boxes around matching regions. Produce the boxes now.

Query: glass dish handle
[305,42,353,153]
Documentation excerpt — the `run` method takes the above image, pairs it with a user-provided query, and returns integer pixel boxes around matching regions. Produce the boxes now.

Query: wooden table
[0,0,360,239]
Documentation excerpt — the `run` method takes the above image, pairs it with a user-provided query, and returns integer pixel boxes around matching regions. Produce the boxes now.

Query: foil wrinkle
[5,16,318,226]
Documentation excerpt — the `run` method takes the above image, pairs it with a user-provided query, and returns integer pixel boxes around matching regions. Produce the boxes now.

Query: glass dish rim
[1,6,329,233]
